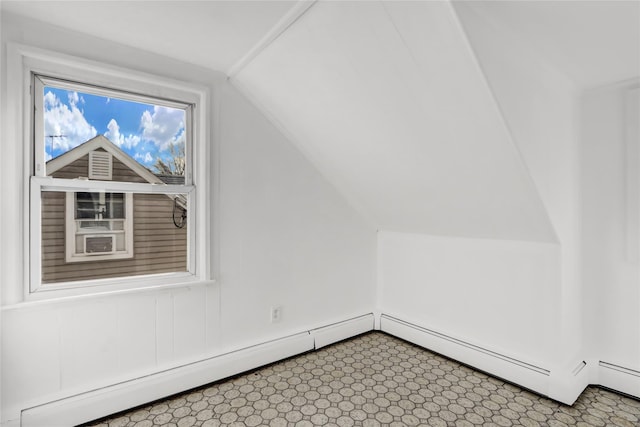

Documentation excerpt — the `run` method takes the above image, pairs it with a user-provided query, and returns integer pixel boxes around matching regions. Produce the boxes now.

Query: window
[33,76,193,288]
[15,45,211,296]
[65,191,134,262]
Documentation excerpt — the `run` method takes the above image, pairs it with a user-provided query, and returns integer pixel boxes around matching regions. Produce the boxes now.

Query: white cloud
[104,118,141,149]
[125,135,141,149]
[104,119,120,144]
[44,91,57,108]
[134,151,154,165]
[68,91,80,106]
[140,106,185,150]
[43,90,97,152]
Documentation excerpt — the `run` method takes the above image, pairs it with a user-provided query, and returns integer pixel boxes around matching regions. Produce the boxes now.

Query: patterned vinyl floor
[85,332,640,427]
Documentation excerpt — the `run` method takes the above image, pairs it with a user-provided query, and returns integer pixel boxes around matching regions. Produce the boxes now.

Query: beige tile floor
[84,332,640,427]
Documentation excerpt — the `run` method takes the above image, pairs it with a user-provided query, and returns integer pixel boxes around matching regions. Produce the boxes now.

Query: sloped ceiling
[0,0,297,72]
[4,1,637,242]
[454,0,640,89]
[232,0,557,241]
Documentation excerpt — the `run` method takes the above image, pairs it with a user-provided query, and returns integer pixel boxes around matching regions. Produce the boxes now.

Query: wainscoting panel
[21,332,315,427]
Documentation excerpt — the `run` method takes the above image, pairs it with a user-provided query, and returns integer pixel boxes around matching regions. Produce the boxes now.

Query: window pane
[42,83,187,179]
[75,192,125,219]
[40,190,189,285]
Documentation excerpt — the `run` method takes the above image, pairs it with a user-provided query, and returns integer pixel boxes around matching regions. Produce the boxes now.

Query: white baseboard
[380,315,555,398]
[379,314,607,405]
[21,332,314,427]
[14,313,639,426]
[19,314,376,427]
[598,361,640,399]
[547,359,591,405]
[311,313,374,348]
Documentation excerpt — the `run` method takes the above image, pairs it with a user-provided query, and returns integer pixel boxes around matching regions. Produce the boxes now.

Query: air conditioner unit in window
[84,234,115,254]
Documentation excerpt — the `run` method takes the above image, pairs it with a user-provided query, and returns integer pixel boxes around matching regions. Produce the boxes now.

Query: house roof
[46,135,166,185]
[47,135,188,210]
[156,175,186,186]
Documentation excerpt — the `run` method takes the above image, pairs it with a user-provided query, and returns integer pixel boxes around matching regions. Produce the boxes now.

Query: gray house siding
[41,151,187,284]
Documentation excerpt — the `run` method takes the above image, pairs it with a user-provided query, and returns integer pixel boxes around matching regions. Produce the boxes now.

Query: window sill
[6,276,217,310]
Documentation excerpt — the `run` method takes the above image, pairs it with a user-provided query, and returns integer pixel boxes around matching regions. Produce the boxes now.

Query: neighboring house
[42,135,187,284]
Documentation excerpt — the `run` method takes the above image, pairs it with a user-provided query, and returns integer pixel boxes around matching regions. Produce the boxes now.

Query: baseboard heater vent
[380,314,550,376]
[599,361,640,377]
[572,361,587,376]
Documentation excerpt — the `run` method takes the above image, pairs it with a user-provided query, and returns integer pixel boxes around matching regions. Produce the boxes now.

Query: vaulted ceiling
[1,0,297,72]
[3,0,638,242]
[231,0,558,241]
[4,1,635,88]
[454,0,640,89]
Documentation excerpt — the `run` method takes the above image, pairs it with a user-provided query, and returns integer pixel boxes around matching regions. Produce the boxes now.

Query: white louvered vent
[89,150,112,180]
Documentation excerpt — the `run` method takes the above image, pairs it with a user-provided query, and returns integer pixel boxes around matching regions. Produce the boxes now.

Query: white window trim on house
[7,43,212,300]
[64,191,134,262]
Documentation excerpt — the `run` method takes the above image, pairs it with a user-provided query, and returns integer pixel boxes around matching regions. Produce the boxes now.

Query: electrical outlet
[270,305,282,323]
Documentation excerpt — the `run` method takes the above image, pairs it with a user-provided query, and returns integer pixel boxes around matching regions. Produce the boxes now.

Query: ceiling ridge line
[227,0,317,79]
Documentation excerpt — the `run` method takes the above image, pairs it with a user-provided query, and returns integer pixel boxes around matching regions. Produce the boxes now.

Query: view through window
[43,84,187,177]
[35,77,193,286]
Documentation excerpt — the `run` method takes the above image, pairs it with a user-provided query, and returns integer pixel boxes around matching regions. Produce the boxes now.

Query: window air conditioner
[84,234,115,254]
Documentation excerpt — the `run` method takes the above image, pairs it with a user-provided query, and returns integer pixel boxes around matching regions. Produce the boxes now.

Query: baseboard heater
[311,313,375,349]
[598,360,640,399]
[379,314,555,400]
[380,314,549,376]
[19,313,375,427]
[599,361,640,377]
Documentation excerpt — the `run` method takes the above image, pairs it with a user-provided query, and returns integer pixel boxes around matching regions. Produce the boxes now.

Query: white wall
[376,2,585,402]
[379,232,561,367]
[454,0,582,370]
[581,81,640,373]
[0,13,376,423]
[376,2,640,402]
[217,80,376,352]
[0,5,4,422]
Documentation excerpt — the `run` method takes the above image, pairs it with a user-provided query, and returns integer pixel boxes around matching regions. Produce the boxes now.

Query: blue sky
[43,86,186,174]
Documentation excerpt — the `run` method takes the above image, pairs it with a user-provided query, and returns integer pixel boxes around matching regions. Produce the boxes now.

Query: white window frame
[10,43,212,299]
[626,87,640,263]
